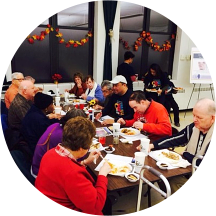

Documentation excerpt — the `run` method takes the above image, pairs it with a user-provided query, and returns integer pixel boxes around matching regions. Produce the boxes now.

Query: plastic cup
[140,138,150,155]
[134,152,145,173]
[54,107,61,114]
[113,123,120,135]
[98,132,106,145]
[79,103,84,110]
[55,96,60,106]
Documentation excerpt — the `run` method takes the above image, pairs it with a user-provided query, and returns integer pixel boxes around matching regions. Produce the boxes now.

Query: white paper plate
[89,142,103,152]
[120,128,140,137]
[107,160,132,177]
[157,149,182,164]
[156,161,170,170]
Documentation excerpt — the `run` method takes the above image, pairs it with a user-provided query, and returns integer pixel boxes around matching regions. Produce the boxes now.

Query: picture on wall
[190,47,212,84]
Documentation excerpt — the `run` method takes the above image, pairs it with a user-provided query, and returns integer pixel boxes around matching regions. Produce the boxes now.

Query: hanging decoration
[27,24,92,48]
[120,31,175,52]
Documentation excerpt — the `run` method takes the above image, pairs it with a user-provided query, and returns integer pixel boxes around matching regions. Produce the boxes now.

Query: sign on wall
[190,47,212,84]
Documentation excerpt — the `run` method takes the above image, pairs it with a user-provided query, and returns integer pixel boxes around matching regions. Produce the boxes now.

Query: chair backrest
[172,127,179,135]
[0,114,8,137]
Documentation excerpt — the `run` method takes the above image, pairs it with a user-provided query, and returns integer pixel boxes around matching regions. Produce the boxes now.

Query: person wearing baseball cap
[95,75,134,125]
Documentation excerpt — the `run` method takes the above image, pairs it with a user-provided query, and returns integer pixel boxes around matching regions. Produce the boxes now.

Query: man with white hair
[144,98,215,193]
[8,80,36,131]
[4,72,24,108]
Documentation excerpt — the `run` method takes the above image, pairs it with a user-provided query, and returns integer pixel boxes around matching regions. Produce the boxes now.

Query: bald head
[194,98,216,116]
[19,80,36,101]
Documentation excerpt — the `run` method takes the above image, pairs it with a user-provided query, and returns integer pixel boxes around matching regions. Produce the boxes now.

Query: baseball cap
[110,75,127,84]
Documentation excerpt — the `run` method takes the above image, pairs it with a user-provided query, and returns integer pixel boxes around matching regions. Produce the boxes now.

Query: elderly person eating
[35,116,111,215]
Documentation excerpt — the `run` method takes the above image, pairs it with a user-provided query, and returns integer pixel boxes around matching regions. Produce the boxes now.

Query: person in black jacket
[144,63,169,105]
[164,76,180,127]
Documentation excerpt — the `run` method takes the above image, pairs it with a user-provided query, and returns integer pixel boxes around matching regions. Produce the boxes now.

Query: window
[119,2,177,78]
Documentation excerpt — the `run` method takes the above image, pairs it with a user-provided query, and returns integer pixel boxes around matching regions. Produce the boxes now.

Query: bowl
[104,146,115,154]
[156,161,170,170]
[125,172,140,182]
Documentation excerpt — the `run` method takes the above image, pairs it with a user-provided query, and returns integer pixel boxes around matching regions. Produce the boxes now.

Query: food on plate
[161,151,179,160]
[73,99,80,103]
[90,142,101,150]
[127,174,138,181]
[121,128,136,135]
[160,163,169,167]
[107,162,130,175]
[173,87,183,90]
[105,145,113,151]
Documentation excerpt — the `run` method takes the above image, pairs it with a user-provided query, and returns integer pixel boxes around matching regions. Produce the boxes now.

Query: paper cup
[55,96,60,106]
[113,123,120,135]
[134,152,145,173]
[54,107,61,114]
[140,138,150,156]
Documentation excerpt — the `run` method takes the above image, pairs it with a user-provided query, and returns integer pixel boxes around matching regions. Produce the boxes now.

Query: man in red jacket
[118,90,172,139]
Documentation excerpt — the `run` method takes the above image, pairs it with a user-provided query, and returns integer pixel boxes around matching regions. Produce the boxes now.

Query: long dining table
[87,120,192,207]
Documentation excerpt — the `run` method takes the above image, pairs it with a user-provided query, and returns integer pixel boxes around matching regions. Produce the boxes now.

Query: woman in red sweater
[118,90,172,139]
[35,117,111,215]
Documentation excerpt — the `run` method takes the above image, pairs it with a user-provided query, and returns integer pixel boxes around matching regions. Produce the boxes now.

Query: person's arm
[152,123,194,150]
[130,75,137,82]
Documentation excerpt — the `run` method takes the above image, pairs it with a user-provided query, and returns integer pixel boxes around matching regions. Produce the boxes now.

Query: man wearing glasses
[4,72,24,108]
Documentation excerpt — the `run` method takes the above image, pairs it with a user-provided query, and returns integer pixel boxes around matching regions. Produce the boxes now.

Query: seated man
[143,98,215,193]
[118,90,172,139]
[4,72,24,109]
[96,75,134,125]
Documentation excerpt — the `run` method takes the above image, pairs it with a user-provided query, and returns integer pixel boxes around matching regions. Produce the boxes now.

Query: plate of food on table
[103,145,115,154]
[89,142,103,152]
[120,128,140,136]
[106,160,132,177]
[156,149,182,164]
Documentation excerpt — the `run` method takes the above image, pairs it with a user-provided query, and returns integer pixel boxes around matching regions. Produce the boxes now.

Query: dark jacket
[21,105,59,154]
[153,123,209,166]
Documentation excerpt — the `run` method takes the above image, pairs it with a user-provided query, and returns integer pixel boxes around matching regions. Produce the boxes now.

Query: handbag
[37,126,57,151]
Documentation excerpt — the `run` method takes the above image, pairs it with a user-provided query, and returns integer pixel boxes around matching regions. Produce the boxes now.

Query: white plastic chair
[136,165,171,211]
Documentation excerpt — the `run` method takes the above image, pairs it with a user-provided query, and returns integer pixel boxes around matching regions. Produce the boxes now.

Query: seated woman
[21,92,60,155]
[35,116,111,215]
[66,72,87,97]
[32,108,87,177]
[81,75,104,103]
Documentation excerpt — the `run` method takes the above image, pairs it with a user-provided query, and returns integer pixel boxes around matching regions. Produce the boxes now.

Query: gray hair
[101,80,112,90]
[25,76,35,83]
[195,98,216,116]
[12,72,24,80]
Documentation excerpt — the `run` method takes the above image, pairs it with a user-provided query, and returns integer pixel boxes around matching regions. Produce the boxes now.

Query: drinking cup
[98,132,106,145]
[54,106,62,114]
[113,123,120,135]
[140,138,150,155]
[134,152,145,173]
[55,96,60,106]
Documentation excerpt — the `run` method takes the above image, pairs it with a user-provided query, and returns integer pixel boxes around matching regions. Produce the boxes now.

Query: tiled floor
[111,110,193,215]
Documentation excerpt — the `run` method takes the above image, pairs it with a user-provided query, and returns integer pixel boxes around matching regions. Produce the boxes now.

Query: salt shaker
[88,108,94,122]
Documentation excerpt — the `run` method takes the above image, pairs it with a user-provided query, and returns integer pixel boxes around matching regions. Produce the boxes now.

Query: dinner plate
[156,161,170,170]
[106,160,132,177]
[89,142,103,152]
[157,149,182,164]
[120,128,140,136]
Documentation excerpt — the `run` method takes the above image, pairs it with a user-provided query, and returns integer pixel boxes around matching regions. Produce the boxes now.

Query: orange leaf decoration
[59,38,65,44]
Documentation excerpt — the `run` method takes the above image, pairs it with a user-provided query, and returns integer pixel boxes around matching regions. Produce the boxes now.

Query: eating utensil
[100,154,109,162]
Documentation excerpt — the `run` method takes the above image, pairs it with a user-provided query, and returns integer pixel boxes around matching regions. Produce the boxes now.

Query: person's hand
[93,104,103,110]
[157,89,162,95]
[84,151,101,164]
[81,93,87,100]
[132,121,143,130]
[117,118,126,125]
[48,113,61,120]
[95,112,102,120]
[99,161,111,177]
[101,119,114,125]
[136,143,154,152]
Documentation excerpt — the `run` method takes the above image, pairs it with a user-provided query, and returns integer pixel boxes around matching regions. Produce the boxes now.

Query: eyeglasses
[14,78,24,81]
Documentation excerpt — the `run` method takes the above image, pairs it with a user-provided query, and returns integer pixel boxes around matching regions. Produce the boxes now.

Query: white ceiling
[41,1,168,30]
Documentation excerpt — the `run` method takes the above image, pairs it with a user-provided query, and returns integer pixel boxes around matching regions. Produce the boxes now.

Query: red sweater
[35,149,107,215]
[69,82,87,97]
[125,100,172,138]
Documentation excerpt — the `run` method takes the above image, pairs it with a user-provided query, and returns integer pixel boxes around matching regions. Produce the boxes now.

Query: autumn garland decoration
[27,24,93,48]
[120,31,175,52]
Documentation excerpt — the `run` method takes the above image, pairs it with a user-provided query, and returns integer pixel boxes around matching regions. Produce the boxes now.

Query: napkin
[120,138,133,144]
[170,160,191,168]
